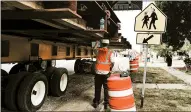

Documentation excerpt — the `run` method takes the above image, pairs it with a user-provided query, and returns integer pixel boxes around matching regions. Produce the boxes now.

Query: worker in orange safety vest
[92,39,115,110]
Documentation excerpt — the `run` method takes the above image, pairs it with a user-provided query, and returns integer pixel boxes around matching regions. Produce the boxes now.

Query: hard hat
[101,39,109,44]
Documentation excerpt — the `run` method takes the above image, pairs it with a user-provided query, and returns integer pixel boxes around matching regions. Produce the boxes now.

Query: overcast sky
[114,1,153,52]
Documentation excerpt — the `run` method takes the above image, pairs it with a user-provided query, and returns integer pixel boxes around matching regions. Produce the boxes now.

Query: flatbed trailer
[1,1,132,111]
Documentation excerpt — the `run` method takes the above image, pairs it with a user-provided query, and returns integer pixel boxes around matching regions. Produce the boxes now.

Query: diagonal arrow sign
[143,35,154,43]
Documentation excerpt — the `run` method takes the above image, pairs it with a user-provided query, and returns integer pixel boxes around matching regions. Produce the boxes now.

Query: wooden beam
[3,1,67,29]
[2,8,81,19]
[3,1,84,31]
[54,19,86,30]
[2,29,105,40]
[3,1,104,39]
[85,29,108,34]
[2,29,107,34]
[3,1,86,32]
[2,32,90,46]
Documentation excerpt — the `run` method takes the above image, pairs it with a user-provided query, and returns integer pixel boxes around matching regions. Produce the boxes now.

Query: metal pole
[141,44,148,108]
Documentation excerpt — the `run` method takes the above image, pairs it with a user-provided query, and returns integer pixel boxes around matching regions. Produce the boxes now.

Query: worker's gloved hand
[107,71,114,78]
[120,71,129,77]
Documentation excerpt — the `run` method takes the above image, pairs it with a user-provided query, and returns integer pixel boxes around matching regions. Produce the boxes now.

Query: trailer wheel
[45,67,56,78]
[1,69,9,107]
[1,69,9,88]
[79,59,87,73]
[50,68,68,97]
[17,72,48,111]
[44,67,57,95]
[1,69,8,77]
[9,63,26,74]
[74,59,81,74]
[4,72,29,110]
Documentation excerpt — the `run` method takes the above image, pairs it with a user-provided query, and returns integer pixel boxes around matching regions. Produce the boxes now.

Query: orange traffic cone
[107,74,136,111]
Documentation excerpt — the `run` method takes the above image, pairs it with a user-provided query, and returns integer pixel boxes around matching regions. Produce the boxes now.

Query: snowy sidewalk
[161,67,191,85]
[133,83,191,90]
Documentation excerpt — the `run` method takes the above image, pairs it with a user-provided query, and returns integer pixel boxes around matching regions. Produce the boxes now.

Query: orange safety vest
[95,48,112,72]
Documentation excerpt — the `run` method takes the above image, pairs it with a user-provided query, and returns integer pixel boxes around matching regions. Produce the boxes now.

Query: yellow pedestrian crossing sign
[134,3,167,32]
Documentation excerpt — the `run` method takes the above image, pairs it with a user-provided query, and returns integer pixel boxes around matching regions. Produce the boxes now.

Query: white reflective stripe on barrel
[130,64,138,66]
[108,88,133,97]
[130,68,138,70]
[111,106,136,111]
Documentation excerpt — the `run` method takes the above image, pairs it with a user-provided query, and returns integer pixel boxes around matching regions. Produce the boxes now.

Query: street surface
[1,57,191,111]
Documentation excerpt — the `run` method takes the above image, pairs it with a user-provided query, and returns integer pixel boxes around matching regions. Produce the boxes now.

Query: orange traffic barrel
[107,74,136,111]
[130,57,139,73]
[110,73,120,77]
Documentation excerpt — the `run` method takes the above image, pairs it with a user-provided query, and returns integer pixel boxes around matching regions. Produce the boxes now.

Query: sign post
[134,3,167,108]
[141,44,148,108]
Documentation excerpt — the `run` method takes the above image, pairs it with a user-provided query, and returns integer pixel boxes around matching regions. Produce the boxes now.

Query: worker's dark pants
[93,74,109,105]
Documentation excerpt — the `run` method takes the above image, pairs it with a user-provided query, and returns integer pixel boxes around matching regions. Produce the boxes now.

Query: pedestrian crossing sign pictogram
[134,3,167,32]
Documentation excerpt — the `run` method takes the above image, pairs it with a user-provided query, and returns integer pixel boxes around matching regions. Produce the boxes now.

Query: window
[85,48,88,55]
[66,47,70,56]
[31,43,39,56]
[52,45,57,56]
[77,48,81,56]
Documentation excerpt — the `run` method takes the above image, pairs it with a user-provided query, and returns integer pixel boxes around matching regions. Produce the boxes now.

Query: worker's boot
[92,102,99,108]
[92,98,100,108]
[104,104,108,110]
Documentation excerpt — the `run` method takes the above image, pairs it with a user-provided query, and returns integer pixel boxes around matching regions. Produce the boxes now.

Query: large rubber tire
[45,67,57,78]
[1,69,9,107]
[80,59,87,73]
[1,69,8,77]
[44,67,57,95]
[17,72,48,112]
[4,72,29,110]
[9,63,26,74]
[74,59,81,74]
[50,68,69,97]
[1,69,9,88]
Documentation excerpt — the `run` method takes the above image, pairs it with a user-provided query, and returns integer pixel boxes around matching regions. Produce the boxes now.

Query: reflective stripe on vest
[96,48,112,72]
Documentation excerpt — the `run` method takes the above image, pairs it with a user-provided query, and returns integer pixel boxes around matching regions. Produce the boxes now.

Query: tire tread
[50,68,68,97]
[17,72,48,111]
